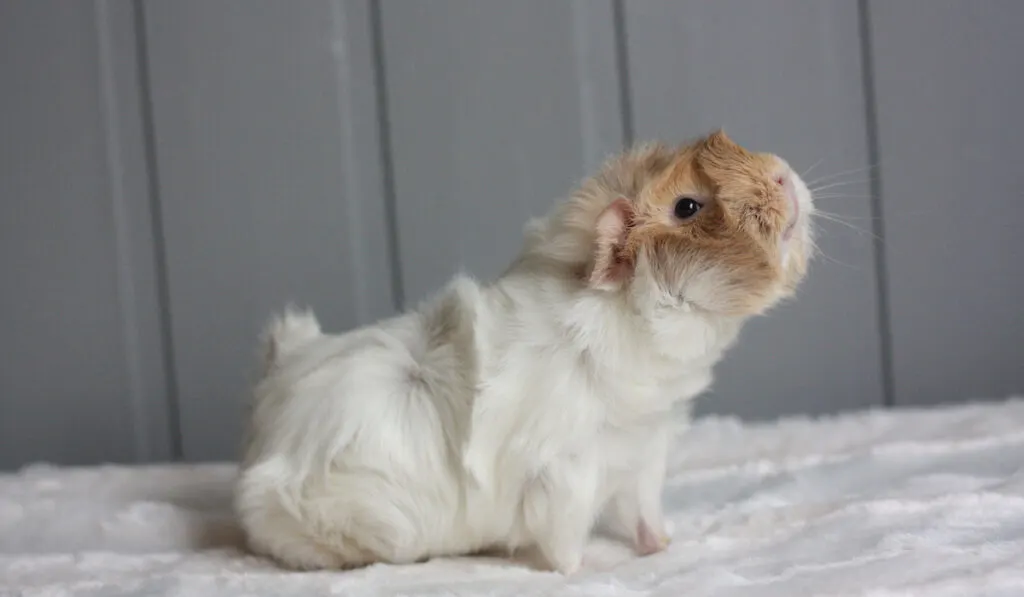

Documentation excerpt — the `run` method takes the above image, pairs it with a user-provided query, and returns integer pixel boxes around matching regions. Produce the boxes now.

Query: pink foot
[636,520,671,556]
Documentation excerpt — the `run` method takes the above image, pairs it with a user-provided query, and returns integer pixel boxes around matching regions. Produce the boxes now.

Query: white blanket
[3,399,1024,596]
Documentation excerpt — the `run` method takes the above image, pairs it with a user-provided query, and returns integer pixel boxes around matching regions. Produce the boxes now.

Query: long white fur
[235,152,813,573]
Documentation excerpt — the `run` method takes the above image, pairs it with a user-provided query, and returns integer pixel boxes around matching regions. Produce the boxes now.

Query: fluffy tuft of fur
[259,306,321,373]
[235,131,816,573]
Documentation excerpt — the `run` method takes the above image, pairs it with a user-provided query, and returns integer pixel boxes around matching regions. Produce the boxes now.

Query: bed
[3,398,1024,596]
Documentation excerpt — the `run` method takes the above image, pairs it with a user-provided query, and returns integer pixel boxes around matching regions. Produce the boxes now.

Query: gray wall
[1,0,1021,468]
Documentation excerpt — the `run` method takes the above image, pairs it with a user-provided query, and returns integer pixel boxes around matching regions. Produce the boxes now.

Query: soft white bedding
[3,398,1024,596]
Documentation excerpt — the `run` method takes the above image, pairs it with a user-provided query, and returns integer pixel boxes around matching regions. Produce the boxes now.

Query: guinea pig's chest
[595,423,663,473]
[591,342,717,407]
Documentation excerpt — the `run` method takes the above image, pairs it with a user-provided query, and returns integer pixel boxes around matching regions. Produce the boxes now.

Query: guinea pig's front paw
[635,519,672,556]
[545,548,583,575]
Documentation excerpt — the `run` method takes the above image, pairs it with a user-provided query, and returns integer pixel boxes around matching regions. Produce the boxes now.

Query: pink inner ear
[589,197,635,290]
[596,198,632,240]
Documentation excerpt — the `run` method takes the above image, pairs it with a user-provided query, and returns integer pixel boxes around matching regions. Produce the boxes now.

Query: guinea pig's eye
[673,197,703,220]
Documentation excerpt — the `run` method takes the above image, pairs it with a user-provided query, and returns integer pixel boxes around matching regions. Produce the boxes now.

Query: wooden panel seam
[857,0,895,409]
[101,0,182,460]
[610,0,634,146]
[362,0,404,312]
[570,0,628,171]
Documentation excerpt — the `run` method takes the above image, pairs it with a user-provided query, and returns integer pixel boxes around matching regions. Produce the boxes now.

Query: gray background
[1,0,1021,469]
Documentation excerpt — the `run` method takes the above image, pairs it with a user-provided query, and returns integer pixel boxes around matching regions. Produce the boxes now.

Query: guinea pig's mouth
[782,192,799,241]
[775,169,802,242]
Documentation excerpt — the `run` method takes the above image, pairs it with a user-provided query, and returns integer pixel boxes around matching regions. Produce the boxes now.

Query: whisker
[810,179,870,193]
[812,212,884,242]
[808,239,861,270]
[812,194,873,201]
[801,157,825,180]
[813,210,881,221]
[804,163,879,188]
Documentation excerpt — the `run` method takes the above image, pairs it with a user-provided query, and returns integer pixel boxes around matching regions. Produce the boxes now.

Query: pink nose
[775,174,798,217]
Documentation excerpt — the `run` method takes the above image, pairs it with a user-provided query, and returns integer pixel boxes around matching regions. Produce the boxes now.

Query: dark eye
[673,197,702,220]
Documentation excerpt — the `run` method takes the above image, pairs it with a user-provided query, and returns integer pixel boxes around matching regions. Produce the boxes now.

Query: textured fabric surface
[3,398,1024,596]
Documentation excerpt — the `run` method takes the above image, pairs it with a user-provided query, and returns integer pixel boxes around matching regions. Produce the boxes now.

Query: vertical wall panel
[868,1,1024,407]
[624,1,886,419]
[0,0,172,468]
[143,0,396,461]
[380,0,626,304]
[4,0,1021,470]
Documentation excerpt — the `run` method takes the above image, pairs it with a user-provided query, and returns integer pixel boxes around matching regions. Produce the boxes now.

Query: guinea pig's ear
[588,197,635,291]
[701,128,750,165]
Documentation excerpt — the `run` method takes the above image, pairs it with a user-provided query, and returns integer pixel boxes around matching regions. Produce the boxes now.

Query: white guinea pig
[235,130,815,573]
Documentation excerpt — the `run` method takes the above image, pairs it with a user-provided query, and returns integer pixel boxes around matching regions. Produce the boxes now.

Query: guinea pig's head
[586,130,814,317]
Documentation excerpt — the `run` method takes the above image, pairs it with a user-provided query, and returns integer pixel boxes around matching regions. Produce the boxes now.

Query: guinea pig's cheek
[781,233,799,268]
[780,240,810,293]
[627,255,666,308]
[679,264,731,311]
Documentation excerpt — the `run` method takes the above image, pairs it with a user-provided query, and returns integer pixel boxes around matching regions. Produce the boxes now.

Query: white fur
[235,155,813,573]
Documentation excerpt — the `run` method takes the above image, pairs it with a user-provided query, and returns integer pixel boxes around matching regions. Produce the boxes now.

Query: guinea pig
[234,130,815,574]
